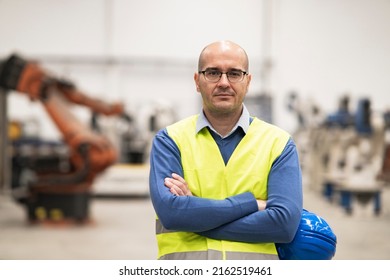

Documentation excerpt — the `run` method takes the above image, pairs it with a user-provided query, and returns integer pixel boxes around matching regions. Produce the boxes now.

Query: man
[149,40,303,260]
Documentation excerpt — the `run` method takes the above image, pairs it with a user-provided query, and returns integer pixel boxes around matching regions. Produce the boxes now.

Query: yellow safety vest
[156,115,290,260]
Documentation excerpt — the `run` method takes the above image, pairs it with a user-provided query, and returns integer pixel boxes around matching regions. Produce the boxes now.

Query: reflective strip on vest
[159,250,222,260]
[157,115,290,260]
[160,250,279,260]
[156,219,279,260]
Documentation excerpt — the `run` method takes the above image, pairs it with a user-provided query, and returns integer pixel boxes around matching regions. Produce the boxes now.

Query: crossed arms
[149,129,303,243]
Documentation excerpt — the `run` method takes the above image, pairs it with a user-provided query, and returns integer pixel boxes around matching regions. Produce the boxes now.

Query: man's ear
[247,73,252,85]
[194,72,200,92]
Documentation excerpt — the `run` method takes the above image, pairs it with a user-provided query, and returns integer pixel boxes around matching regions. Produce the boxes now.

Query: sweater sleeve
[149,129,259,232]
[198,139,303,243]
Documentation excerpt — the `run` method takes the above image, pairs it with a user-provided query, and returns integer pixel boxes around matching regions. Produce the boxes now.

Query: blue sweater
[149,118,303,243]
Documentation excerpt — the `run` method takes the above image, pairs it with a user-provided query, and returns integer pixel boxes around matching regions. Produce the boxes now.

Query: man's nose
[217,73,230,86]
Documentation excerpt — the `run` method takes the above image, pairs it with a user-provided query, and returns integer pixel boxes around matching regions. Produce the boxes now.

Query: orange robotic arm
[0,54,123,188]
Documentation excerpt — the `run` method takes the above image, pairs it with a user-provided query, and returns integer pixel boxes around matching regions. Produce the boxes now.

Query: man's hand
[256,199,267,211]
[164,173,193,196]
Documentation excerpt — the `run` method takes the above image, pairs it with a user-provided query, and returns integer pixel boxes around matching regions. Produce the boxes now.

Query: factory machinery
[287,92,390,215]
[0,54,134,224]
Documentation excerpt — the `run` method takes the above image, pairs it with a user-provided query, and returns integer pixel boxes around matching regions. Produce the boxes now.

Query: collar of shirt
[195,104,250,138]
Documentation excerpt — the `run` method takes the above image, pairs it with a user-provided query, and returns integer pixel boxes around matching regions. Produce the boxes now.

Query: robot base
[26,191,91,225]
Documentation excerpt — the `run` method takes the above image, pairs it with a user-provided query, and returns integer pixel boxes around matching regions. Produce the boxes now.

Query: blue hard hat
[276,209,337,260]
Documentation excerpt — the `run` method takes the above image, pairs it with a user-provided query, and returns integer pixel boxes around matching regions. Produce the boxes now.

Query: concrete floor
[1,183,389,260]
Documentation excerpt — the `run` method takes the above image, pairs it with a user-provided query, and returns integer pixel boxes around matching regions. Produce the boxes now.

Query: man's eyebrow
[205,67,242,71]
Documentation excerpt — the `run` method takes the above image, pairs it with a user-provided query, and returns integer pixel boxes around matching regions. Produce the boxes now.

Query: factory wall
[272,0,390,131]
[1,0,389,138]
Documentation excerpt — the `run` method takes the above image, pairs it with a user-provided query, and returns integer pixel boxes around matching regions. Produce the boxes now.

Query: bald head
[197,40,249,71]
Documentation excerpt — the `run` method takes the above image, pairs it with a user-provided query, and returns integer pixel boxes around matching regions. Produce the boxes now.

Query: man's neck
[203,106,243,137]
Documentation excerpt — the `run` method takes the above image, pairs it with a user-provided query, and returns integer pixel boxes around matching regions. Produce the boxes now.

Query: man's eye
[207,70,220,76]
[228,71,241,77]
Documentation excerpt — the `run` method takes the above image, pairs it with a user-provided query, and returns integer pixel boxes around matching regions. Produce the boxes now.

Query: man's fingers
[165,177,186,190]
[171,174,190,193]
[164,176,191,196]
[171,173,187,184]
[169,186,183,196]
[164,178,184,195]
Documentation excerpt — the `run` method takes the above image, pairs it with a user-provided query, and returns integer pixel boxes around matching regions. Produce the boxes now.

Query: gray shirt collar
[196,104,250,138]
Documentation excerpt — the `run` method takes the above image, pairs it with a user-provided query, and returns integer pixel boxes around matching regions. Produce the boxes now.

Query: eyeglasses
[198,68,248,83]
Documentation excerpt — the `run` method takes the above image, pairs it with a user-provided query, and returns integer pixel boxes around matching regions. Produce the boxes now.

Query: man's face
[194,43,251,116]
